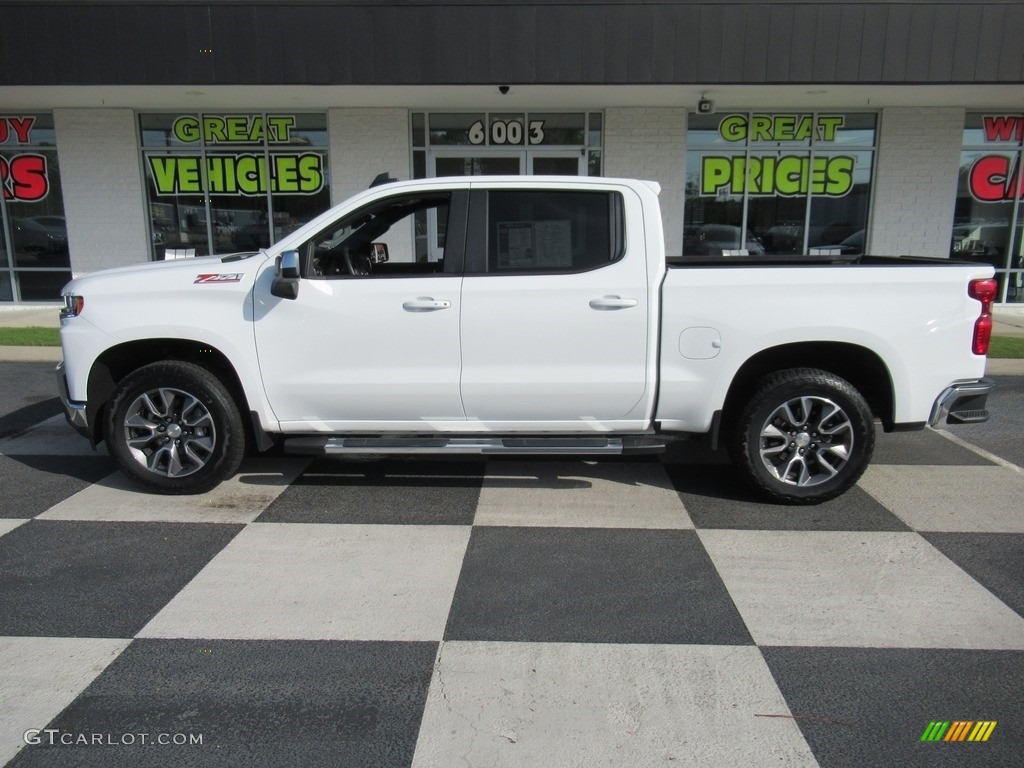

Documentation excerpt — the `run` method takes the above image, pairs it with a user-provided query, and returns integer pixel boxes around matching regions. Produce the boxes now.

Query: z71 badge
[194,273,243,284]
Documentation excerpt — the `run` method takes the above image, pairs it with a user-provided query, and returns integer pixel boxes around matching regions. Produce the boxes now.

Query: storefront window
[684,112,876,258]
[0,113,71,301]
[953,113,1024,303]
[140,113,330,260]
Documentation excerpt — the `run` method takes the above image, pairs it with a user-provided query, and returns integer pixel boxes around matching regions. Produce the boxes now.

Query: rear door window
[468,190,623,274]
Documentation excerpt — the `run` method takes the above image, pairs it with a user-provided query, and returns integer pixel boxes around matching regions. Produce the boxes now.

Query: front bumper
[55,361,90,438]
[929,378,994,426]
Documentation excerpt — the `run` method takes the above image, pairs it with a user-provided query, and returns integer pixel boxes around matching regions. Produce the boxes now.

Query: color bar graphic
[920,720,996,742]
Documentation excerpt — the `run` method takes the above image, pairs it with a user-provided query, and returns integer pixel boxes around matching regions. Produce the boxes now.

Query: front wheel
[729,368,875,504]
[105,361,246,494]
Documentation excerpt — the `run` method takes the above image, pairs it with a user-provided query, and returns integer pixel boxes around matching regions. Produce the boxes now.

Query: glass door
[432,154,522,178]
[427,153,522,262]
[529,151,585,175]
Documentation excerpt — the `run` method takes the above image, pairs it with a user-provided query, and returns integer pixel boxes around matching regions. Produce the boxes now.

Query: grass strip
[988,334,1024,359]
[0,326,61,346]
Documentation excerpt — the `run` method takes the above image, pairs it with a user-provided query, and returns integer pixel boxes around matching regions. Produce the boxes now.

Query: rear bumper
[929,378,994,426]
[55,361,90,438]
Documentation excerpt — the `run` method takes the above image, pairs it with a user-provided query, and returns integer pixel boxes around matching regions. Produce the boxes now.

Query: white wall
[327,108,412,260]
[869,107,964,257]
[328,108,410,200]
[603,108,687,256]
[53,109,149,275]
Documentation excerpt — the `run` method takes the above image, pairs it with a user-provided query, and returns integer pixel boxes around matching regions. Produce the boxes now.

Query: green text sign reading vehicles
[147,114,325,197]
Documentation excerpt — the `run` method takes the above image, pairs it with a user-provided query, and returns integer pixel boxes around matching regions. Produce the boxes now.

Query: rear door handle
[589,295,638,310]
[403,297,452,312]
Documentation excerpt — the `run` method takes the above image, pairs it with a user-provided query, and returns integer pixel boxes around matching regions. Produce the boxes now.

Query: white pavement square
[412,642,818,768]
[0,637,131,766]
[859,464,1024,532]
[474,460,693,528]
[0,520,27,540]
[38,459,309,524]
[138,523,471,641]
[698,530,1024,649]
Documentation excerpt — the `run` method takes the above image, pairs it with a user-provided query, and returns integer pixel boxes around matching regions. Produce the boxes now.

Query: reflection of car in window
[29,215,67,232]
[761,222,858,254]
[950,223,1010,268]
[684,224,765,256]
[836,229,865,255]
[12,217,68,256]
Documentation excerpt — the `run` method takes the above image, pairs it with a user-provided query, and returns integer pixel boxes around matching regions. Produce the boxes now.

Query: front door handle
[403,297,452,312]
[589,295,638,310]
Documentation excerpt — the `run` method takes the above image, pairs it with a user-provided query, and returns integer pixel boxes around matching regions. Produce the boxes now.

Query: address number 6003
[469,120,546,146]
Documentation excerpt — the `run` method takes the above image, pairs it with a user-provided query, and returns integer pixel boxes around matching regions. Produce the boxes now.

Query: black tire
[728,368,875,505]
[105,361,246,494]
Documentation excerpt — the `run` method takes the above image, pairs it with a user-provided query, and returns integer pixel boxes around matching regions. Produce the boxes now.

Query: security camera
[498,85,510,95]
[697,98,714,114]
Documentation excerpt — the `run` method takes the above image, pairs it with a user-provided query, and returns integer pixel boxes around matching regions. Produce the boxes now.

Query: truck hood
[61,252,265,294]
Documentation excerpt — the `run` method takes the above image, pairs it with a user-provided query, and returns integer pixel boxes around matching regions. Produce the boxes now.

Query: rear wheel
[729,368,874,504]
[106,361,245,494]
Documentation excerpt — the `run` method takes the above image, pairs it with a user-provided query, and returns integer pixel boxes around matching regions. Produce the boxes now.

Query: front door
[254,190,468,429]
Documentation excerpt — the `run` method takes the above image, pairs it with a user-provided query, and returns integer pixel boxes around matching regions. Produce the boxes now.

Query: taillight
[968,278,997,356]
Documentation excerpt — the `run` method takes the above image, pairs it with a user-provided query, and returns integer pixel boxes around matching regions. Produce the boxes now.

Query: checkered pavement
[1,413,1022,767]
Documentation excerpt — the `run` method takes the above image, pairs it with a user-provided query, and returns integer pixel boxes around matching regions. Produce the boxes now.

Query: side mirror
[271,250,300,299]
[370,242,389,264]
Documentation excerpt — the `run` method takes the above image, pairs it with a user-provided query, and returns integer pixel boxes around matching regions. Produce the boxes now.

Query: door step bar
[283,435,668,457]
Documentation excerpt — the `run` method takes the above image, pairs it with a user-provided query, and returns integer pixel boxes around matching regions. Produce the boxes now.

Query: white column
[603,108,687,256]
[53,109,149,275]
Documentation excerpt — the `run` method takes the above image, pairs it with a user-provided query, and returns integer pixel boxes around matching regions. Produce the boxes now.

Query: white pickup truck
[56,176,996,503]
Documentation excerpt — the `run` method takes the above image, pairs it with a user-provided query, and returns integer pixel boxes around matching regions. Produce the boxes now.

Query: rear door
[458,183,652,426]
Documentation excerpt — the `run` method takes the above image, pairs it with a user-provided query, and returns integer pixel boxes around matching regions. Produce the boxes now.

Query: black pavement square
[0,363,61,438]
[0,455,117,518]
[445,527,752,644]
[0,520,242,638]
[761,647,1024,768]
[924,532,1024,620]
[663,464,911,531]
[8,639,437,768]
[872,430,994,466]
[256,459,484,525]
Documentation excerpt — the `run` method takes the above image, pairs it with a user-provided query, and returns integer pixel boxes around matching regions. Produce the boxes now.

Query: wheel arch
[86,339,253,446]
[721,342,895,433]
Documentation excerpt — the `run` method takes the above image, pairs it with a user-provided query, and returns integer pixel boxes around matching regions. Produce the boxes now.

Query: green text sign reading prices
[701,114,856,198]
